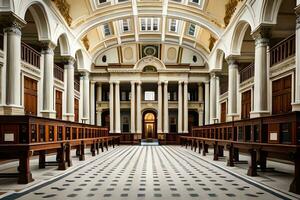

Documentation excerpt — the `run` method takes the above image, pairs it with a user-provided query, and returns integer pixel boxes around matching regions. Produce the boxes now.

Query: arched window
[143,65,157,72]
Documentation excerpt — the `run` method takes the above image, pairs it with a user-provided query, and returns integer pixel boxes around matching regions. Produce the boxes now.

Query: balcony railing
[74,80,80,91]
[270,34,295,67]
[54,64,64,82]
[240,63,254,83]
[21,42,41,69]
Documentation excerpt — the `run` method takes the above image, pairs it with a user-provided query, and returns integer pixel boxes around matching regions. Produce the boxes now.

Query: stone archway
[142,110,157,139]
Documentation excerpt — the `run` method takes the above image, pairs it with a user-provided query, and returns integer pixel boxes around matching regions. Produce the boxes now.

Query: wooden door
[24,77,37,116]
[241,90,251,119]
[220,102,226,123]
[272,75,292,114]
[74,98,79,122]
[55,90,63,120]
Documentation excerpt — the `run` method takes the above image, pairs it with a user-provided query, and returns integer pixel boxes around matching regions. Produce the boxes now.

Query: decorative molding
[82,36,90,50]
[224,0,243,27]
[51,0,72,26]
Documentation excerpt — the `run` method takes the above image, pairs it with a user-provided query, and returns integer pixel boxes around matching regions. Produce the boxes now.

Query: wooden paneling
[241,90,251,119]
[220,102,226,123]
[55,91,63,120]
[272,75,292,115]
[74,98,79,122]
[24,77,37,116]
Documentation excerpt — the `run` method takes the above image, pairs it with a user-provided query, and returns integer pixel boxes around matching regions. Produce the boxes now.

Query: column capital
[114,80,120,85]
[41,41,56,54]
[63,56,76,66]
[178,81,183,84]
[1,12,26,36]
[183,81,188,85]
[130,80,136,85]
[252,25,271,45]
[226,56,238,66]
[80,72,90,80]
[158,81,163,85]
[136,81,142,85]
[164,81,168,85]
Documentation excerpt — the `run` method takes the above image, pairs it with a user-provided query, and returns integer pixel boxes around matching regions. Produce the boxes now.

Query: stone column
[177,81,183,133]
[198,83,204,126]
[204,81,210,125]
[64,57,75,121]
[136,81,142,134]
[227,58,239,120]
[41,42,56,118]
[82,73,90,123]
[163,81,169,133]
[210,74,217,123]
[0,16,26,115]
[130,81,136,133]
[115,81,121,133]
[109,82,114,133]
[96,83,102,126]
[251,27,270,118]
[293,7,300,110]
[183,81,189,133]
[157,81,163,133]
[90,82,96,125]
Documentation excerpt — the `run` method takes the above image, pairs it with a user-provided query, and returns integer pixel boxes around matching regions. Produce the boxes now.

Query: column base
[292,102,300,111]
[81,117,89,124]
[64,113,74,122]
[250,111,270,118]
[183,131,189,134]
[0,105,24,115]
[41,110,56,119]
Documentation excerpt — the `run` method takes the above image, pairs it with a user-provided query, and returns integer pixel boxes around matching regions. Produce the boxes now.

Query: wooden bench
[0,115,120,184]
[180,112,300,194]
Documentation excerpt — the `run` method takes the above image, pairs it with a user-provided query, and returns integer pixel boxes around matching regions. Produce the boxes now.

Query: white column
[41,43,56,118]
[130,81,136,133]
[157,81,163,133]
[215,75,220,122]
[198,83,204,126]
[136,81,142,134]
[293,7,300,110]
[109,82,114,133]
[183,81,189,133]
[115,81,121,133]
[251,28,270,118]
[90,82,96,125]
[204,81,210,125]
[65,57,75,121]
[163,81,169,133]
[210,74,217,124]
[2,21,24,114]
[96,83,102,126]
[82,73,90,123]
[227,58,238,116]
[177,81,183,133]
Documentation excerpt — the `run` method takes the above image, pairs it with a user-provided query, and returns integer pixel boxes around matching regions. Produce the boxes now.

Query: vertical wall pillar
[210,74,217,123]
[1,16,25,115]
[183,81,188,133]
[115,81,121,133]
[163,81,169,133]
[227,58,239,120]
[157,81,163,133]
[250,27,270,118]
[41,42,56,118]
[293,6,300,110]
[64,57,75,121]
[204,81,210,125]
[96,83,102,126]
[130,81,136,133]
[136,81,142,134]
[109,82,114,133]
[82,73,90,123]
[178,81,183,133]
[90,82,95,125]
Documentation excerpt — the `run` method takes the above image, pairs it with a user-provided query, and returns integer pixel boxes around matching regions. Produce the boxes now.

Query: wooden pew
[180,112,300,195]
[0,115,120,184]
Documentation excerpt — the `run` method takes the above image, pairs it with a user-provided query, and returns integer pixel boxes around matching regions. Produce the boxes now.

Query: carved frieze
[51,0,72,26]
[224,0,243,27]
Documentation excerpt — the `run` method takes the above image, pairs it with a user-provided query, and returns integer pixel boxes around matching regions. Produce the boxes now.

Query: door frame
[142,109,157,139]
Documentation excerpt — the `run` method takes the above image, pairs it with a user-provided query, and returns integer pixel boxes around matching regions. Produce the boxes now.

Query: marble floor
[0,145,299,200]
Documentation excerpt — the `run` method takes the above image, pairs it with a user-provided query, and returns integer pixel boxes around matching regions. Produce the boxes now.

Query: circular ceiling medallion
[167,47,177,60]
[143,46,157,56]
[124,47,133,60]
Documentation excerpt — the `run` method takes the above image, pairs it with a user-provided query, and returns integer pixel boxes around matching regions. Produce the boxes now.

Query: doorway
[142,111,157,139]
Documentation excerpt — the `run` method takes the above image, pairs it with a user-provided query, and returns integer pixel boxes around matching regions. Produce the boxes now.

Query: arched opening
[142,110,157,139]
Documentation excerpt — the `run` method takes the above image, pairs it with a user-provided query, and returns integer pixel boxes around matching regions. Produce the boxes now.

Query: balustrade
[21,42,41,69]
[270,34,295,67]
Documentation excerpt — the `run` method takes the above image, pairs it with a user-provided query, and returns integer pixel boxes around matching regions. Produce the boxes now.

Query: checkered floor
[0,146,297,200]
